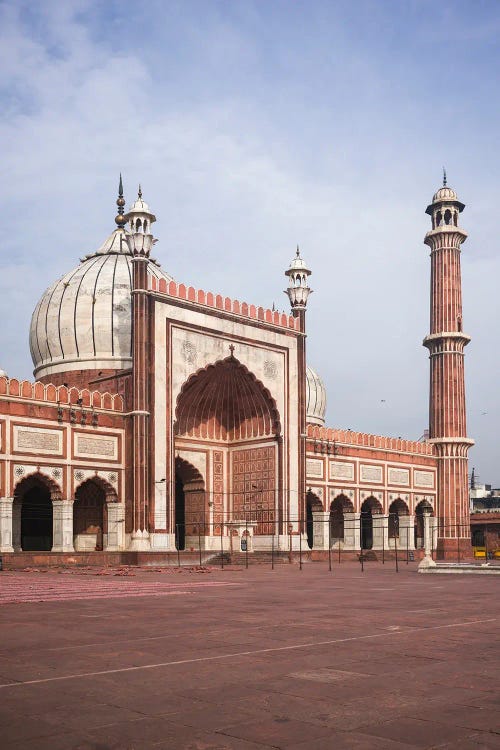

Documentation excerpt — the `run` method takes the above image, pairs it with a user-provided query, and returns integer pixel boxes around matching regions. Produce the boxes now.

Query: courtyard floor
[0,562,499,749]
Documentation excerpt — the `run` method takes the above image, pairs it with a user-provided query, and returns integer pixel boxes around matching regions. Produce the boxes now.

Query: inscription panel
[14,426,63,455]
[329,461,355,482]
[359,464,383,483]
[75,434,118,461]
[388,467,410,486]
[414,470,434,488]
[306,459,323,478]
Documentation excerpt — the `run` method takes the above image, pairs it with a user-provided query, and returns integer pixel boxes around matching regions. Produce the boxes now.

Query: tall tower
[285,247,312,530]
[424,173,474,558]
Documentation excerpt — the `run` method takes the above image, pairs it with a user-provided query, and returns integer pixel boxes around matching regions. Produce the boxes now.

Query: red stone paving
[0,562,498,749]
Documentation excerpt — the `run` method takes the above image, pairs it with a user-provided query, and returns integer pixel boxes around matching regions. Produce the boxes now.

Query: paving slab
[0,564,498,749]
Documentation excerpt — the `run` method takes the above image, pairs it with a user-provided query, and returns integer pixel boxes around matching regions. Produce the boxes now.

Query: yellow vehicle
[473,546,486,558]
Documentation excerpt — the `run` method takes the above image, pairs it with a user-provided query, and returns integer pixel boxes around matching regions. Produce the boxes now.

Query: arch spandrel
[13,471,63,502]
[73,475,118,503]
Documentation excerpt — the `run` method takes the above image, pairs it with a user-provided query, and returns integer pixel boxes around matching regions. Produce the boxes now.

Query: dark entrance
[361,497,382,550]
[74,480,106,551]
[20,484,53,551]
[305,491,322,549]
[175,475,186,550]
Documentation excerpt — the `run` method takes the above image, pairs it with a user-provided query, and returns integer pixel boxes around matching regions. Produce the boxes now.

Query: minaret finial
[443,167,447,187]
[138,184,142,199]
[115,173,127,228]
[296,245,300,257]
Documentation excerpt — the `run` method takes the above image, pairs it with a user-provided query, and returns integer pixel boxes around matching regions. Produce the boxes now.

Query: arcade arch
[13,472,61,551]
[360,496,383,550]
[330,494,354,546]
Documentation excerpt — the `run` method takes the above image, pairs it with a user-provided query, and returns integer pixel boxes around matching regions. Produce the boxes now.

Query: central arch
[174,356,282,539]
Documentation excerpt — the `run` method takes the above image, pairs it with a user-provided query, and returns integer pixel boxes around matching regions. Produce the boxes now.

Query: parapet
[0,377,124,412]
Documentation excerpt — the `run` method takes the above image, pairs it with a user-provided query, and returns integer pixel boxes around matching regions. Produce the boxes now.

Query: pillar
[51,500,74,552]
[312,511,330,550]
[343,512,360,550]
[0,497,14,552]
[372,515,389,550]
[418,509,437,569]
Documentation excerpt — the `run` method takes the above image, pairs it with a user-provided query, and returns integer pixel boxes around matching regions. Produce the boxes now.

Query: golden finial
[115,173,127,228]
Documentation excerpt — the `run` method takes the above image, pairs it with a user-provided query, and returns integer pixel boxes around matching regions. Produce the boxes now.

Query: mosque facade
[0,178,473,561]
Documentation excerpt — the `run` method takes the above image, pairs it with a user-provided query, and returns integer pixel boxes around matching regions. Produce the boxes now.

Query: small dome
[432,186,458,203]
[127,196,154,216]
[30,227,173,381]
[306,365,327,426]
[0,367,7,378]
[286,246,310,274]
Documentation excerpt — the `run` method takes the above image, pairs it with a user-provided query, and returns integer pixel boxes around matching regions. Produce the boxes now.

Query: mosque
[0,176,473,562]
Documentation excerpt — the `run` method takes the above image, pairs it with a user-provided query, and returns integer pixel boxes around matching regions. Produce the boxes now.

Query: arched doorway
[361,497,383,549]
[13,474,57,551]
[414,500,433,549]
[175,457,205,551]
[305,490,322,549]
[174,355,281,540]
[73,480,107,551]
[330,495,354,546]
[388,498,409,544]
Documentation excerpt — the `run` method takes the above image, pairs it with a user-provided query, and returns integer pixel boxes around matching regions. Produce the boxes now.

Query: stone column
[51,500,74,552]
[343,512,360,550]
[372,515,389,550]
[106,503,125,551]
[398,515,415,551]
[418,509,437,569]
[0,497,14,552]
[312,511,330,550]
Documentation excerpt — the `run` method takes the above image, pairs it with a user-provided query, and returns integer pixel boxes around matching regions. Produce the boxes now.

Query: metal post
[395,530,399,573]
[198,523,202,567]
[360,515,364,573]
[245,517,248,569]
[220,521,224,570]
[457,526,461,564]
[406,525,409,564]
[485,527,488,562]
[271,533,274,570]
[382,519,385,564]
[176,524,180,568]
[299,519,302,571]
[328,515,332,572]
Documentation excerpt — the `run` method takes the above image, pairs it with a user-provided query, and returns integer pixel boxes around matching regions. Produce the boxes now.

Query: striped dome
[29,227,173,381]
[306,365,327,426]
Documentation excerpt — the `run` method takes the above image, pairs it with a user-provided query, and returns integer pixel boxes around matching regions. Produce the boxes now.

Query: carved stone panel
[388,467,410,486]
[414,470,434,488]
[359,464,383,483]
[13,426,63,456]
[329,461,355,482]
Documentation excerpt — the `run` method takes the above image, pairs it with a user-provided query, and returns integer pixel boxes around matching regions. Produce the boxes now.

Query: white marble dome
[306,365,327,426]
[29,227,173,381]
[432,185,458,203]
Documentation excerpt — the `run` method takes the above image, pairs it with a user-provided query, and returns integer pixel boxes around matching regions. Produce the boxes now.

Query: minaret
[125,181,155,551]
[285,247,312,533]
[423,173,474,558]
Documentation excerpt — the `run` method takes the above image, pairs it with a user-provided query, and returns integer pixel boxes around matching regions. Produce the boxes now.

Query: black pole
[395,529,399,573]
[457,526,461,564]
[220,520,224,570]
[176,524,180,568]
[245,517,248,569]
[406,522,409,564]
[382,518,385,564]
[271,532,274,570]
[198,522,202,567]
[299,518,303,571]
[360,516,364,573]
[328,515,332,572]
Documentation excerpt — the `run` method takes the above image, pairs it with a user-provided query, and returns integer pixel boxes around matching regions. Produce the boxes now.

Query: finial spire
[296,245,300,257]
[115,173,127,228]
[443,167,447,187]
[138,184,142,199]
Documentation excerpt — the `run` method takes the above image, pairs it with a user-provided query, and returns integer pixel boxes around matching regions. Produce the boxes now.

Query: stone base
[128,530,151,551]
[435,538,474,561]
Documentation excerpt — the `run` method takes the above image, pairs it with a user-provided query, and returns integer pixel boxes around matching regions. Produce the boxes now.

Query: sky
[1,0,499,483]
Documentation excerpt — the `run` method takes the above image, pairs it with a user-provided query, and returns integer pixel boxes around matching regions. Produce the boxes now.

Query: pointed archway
[175,355,282,538]
[13,473,61,551]
[73,480,107,551]
[361,497,383,550]
[305,490,322,549]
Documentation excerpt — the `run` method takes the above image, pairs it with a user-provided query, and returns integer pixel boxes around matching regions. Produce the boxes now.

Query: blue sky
[1,0,499,483]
